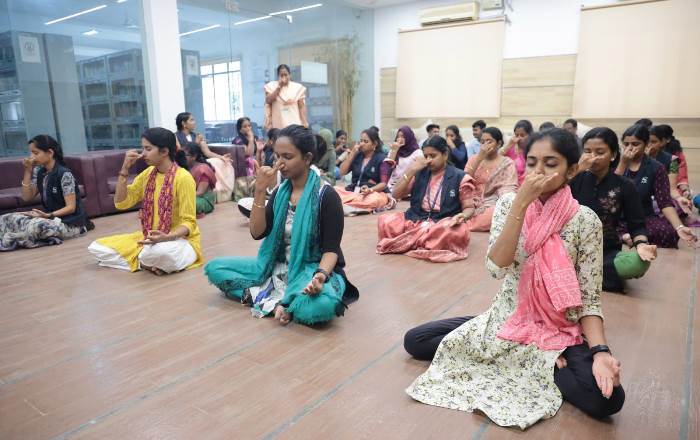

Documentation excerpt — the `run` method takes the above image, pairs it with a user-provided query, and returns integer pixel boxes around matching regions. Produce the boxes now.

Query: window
[200,61,243,123]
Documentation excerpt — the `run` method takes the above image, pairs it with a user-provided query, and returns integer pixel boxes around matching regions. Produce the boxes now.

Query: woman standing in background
[264,64,308,130]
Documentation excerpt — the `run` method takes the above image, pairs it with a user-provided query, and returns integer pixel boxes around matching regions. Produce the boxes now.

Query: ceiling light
[269,3,323,16]
[82,29,99,36]
[233,15,273,26]
[116,0,128,3]
[45,4,108,25]
[179,24,221,37]
[234,3,322,26]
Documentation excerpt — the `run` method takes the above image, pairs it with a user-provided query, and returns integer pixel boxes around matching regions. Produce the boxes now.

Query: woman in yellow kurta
[88,128,203,275]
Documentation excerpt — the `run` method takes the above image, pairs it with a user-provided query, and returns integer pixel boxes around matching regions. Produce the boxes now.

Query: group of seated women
[2,114,699,431]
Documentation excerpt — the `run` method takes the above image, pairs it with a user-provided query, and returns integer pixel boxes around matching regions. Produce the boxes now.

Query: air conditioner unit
[419,2,480,26]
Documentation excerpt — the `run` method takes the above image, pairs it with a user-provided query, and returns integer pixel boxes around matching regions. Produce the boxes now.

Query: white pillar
[140,0,185,131]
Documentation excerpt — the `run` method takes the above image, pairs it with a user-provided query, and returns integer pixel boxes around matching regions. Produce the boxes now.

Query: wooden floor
[1,201,698,439]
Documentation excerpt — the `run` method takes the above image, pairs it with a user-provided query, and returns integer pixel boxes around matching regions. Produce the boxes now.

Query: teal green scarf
[205,170,344,323]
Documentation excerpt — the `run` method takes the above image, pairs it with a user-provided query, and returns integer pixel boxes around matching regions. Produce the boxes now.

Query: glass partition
[177,0,374,143]
[0,0,148,157]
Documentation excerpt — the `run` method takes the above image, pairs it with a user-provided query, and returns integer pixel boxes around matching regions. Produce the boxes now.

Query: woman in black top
[335,128,392,215]
[0,135,90,251]
[205,125,358,326]
[614,124,696,249]
[570,127,656,292]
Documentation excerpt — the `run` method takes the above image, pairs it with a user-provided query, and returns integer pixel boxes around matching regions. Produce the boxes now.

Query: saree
[264,80,307,129]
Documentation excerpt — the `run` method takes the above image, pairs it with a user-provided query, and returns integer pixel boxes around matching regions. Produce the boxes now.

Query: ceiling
[341,0,415,8]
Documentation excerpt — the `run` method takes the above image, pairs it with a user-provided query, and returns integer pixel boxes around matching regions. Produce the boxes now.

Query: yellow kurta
[96,166,203,271]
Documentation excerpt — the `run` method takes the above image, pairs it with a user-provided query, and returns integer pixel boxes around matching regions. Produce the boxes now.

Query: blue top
[449,141,468,170]
[466,138,481,158]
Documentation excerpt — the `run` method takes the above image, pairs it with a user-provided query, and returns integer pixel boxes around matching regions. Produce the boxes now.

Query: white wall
[373,0,617,125]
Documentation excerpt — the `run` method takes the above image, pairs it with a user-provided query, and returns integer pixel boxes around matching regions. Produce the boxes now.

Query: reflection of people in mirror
[263,64,307,130]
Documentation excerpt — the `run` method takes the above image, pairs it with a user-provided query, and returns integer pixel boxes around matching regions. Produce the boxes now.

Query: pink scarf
[497,185,583,350]
[140,163,178,237]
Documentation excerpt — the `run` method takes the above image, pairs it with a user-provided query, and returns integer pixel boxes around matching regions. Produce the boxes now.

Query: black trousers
[404,316,626,419]
[603,248,624,292]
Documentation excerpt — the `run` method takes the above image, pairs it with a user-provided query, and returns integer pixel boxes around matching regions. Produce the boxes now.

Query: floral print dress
[406,192,604,429]
[245,205,295,318]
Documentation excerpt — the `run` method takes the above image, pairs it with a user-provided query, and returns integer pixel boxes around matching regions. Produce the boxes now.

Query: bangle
[253,201,265,209]
[507,213,522,222]
[676,224,687,231]
[21,180,31,187]
[633,239,648,247]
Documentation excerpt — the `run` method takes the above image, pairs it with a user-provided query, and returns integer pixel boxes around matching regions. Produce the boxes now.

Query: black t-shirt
[570,170,647,250]
[253,185,346,270]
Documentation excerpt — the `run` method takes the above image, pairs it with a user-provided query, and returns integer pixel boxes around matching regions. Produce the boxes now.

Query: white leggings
[88,239,196,273]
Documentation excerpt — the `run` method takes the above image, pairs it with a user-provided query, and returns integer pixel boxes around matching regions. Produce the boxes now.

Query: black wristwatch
[633,239,649,247]
[313,268,330,283]
[589,344,611,357]
[48,213,55,220]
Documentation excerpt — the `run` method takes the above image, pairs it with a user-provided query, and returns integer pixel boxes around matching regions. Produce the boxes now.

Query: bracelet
[21,180,31,187]
[252,201,265,209]
[507,213,522,222]
[676,224,687,231]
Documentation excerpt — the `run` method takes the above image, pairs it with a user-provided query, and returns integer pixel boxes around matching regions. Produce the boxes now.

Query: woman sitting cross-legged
[204,125,359,326]
[0,135,91,251]
[463,126,518,232]
[381,125,424,193]
[88,128,203,275]
[183,142,217,218]
[614,124,697,248]
[500,119,533,186]
[175,111,234,202]
[335,128,392,215]
[405,129,625,429]
[314,129,337,185]
[571,127,657,292]
[376,136,480,263]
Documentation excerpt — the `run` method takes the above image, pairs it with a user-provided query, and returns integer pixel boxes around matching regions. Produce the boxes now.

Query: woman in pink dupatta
[404,129,624,429]
[263,64,308,130]
[501,119,533,186]
[464,127,518,232]
[377,136,480,263]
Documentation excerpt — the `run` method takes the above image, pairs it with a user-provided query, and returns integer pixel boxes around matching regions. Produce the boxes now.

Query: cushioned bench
[0,144,248,218]
[0,155,100,217]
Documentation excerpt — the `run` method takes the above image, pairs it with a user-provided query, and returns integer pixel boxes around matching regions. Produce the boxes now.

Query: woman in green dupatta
[205,124,358,325]
[183,142,217,216]
[314,128,336,185]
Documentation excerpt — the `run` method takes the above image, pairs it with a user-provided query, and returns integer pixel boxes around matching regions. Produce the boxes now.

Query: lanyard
[424,175,444,221]
[357,156,371,186]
